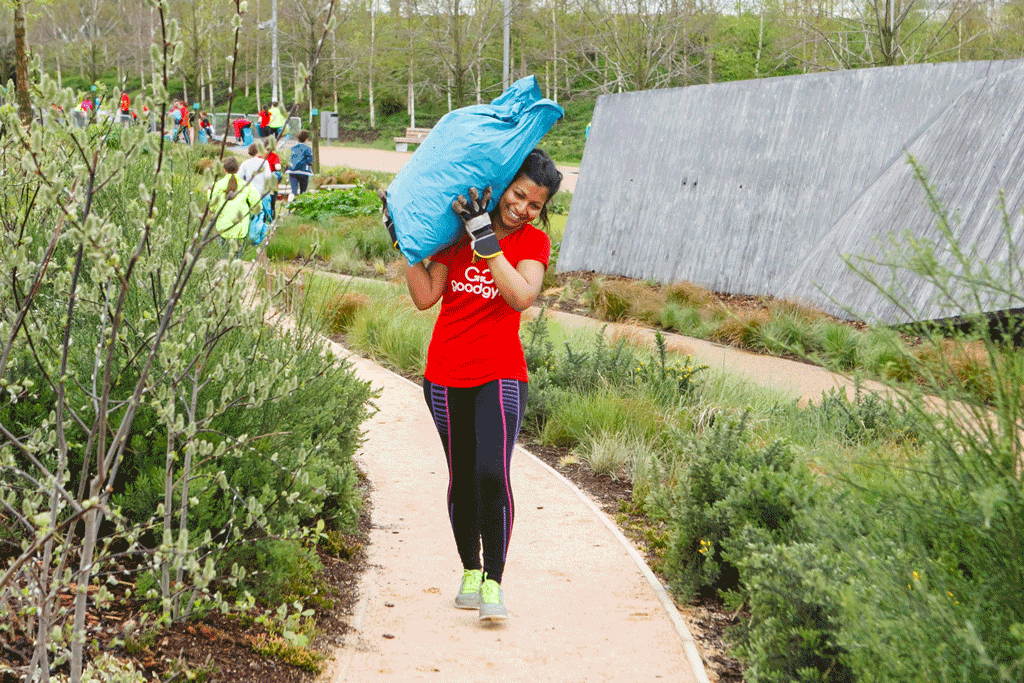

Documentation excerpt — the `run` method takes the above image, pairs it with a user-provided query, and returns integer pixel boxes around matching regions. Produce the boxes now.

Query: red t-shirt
[264,152,281,173]
[424,225,551,387]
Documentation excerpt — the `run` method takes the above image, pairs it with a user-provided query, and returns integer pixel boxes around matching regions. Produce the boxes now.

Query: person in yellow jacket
[267,101,287,138]
[210,156,261,257]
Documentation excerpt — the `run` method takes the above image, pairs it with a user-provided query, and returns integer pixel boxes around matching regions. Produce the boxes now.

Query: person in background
[287,130,313,199]
[267,101,286,138]
[257,106,271,137]
[239,142,273,225]
[198,111,215,143]
[171,101,191,144]
[383,149,562,623]
[210,155,261,258]
[119,92,131,123]
[263,138,283,219]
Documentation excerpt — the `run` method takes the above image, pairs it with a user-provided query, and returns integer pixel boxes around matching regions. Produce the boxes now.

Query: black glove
[377,189,399,250]
[452,187,501,260]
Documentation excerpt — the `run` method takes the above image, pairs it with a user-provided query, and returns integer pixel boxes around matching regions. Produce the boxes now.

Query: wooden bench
[393,127,431,152]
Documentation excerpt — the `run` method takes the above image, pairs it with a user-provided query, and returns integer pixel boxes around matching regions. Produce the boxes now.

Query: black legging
[423,378,527,585]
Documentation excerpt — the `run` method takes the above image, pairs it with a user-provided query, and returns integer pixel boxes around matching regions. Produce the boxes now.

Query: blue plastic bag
[249,210,269,246]
[386,76,563,264]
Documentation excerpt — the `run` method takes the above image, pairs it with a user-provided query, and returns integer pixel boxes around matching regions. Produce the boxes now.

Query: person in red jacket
[263,140,283,218]
[119,92,131,122]
[384,149,562,623]
[257,107,271,137]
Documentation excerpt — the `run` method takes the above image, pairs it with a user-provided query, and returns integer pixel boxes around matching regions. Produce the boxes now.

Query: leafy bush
[731,534,854,683]
[522,312,704,434]
[288,185,380,220]
[650,414,820,598]
[0,73,377,679]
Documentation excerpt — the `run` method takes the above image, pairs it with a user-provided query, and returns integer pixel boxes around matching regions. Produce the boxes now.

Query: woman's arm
[486,255,545,312]
[405,260,448,310]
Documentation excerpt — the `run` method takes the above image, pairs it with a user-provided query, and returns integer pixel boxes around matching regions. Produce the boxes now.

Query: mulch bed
[0,506,372,683]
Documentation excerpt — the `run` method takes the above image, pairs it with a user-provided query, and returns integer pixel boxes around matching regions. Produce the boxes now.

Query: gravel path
[318,342,704,683]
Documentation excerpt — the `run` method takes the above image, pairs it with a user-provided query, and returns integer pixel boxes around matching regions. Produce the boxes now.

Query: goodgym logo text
[451,265,499,299]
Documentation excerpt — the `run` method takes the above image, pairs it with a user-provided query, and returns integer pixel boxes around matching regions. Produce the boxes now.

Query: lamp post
[259,0,281,102]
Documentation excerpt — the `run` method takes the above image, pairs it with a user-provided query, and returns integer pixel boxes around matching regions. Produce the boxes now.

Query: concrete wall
[557,60,1024,324]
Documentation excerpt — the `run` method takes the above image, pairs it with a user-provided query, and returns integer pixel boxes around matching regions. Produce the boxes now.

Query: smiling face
[494,175,550,234]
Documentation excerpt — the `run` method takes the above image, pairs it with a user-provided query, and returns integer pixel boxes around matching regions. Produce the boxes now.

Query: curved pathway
[316,145,581,193]
[317,338,704,682]
[296,147,871,682]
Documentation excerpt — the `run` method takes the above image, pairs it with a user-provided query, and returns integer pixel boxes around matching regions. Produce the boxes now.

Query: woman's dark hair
[222,156,240,198]
[513,148,562,229]
[298,130,310,143]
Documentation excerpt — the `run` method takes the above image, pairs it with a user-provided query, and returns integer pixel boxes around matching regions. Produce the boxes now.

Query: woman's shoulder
[513,223,551,246]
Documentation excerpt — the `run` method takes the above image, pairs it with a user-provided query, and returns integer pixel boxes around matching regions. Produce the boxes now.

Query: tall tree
[573,0,716,92]
[420,0,503,107]
[13,0,32,124]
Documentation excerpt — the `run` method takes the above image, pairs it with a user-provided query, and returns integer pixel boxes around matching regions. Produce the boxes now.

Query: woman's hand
[452,187,501,260]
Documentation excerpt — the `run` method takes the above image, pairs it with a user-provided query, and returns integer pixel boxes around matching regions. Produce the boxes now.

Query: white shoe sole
[454,595,480,610]
[479,610,508,622]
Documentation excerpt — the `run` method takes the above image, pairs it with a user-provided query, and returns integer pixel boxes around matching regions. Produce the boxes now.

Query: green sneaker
[454,569,483,609]
[478,576,508,622]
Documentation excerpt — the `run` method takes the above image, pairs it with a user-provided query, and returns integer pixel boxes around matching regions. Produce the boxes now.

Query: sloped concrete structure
[558,60,1024,324]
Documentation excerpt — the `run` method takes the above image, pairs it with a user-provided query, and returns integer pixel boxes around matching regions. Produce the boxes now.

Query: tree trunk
[755,8,764,77]
[407,56,415,128]
[13,0,32,125]
[476,42,482,104]
[551,6,558,103]
[369,0,376,128]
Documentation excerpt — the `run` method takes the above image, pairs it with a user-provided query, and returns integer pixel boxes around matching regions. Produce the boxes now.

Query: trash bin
[320,112,339,140]
[242,125,254,145]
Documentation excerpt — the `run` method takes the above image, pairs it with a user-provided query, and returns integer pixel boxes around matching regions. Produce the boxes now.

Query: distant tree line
[1,0,1023,122]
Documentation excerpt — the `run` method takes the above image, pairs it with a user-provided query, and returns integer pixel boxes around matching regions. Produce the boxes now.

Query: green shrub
[522,313,704,434]
[650,414,820,599]
[659,303,709,337]
[731,533,854,683]
[856,327,917,381]
[223,539,323,606]
[288,185,380,220]
[756,311,824,357]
